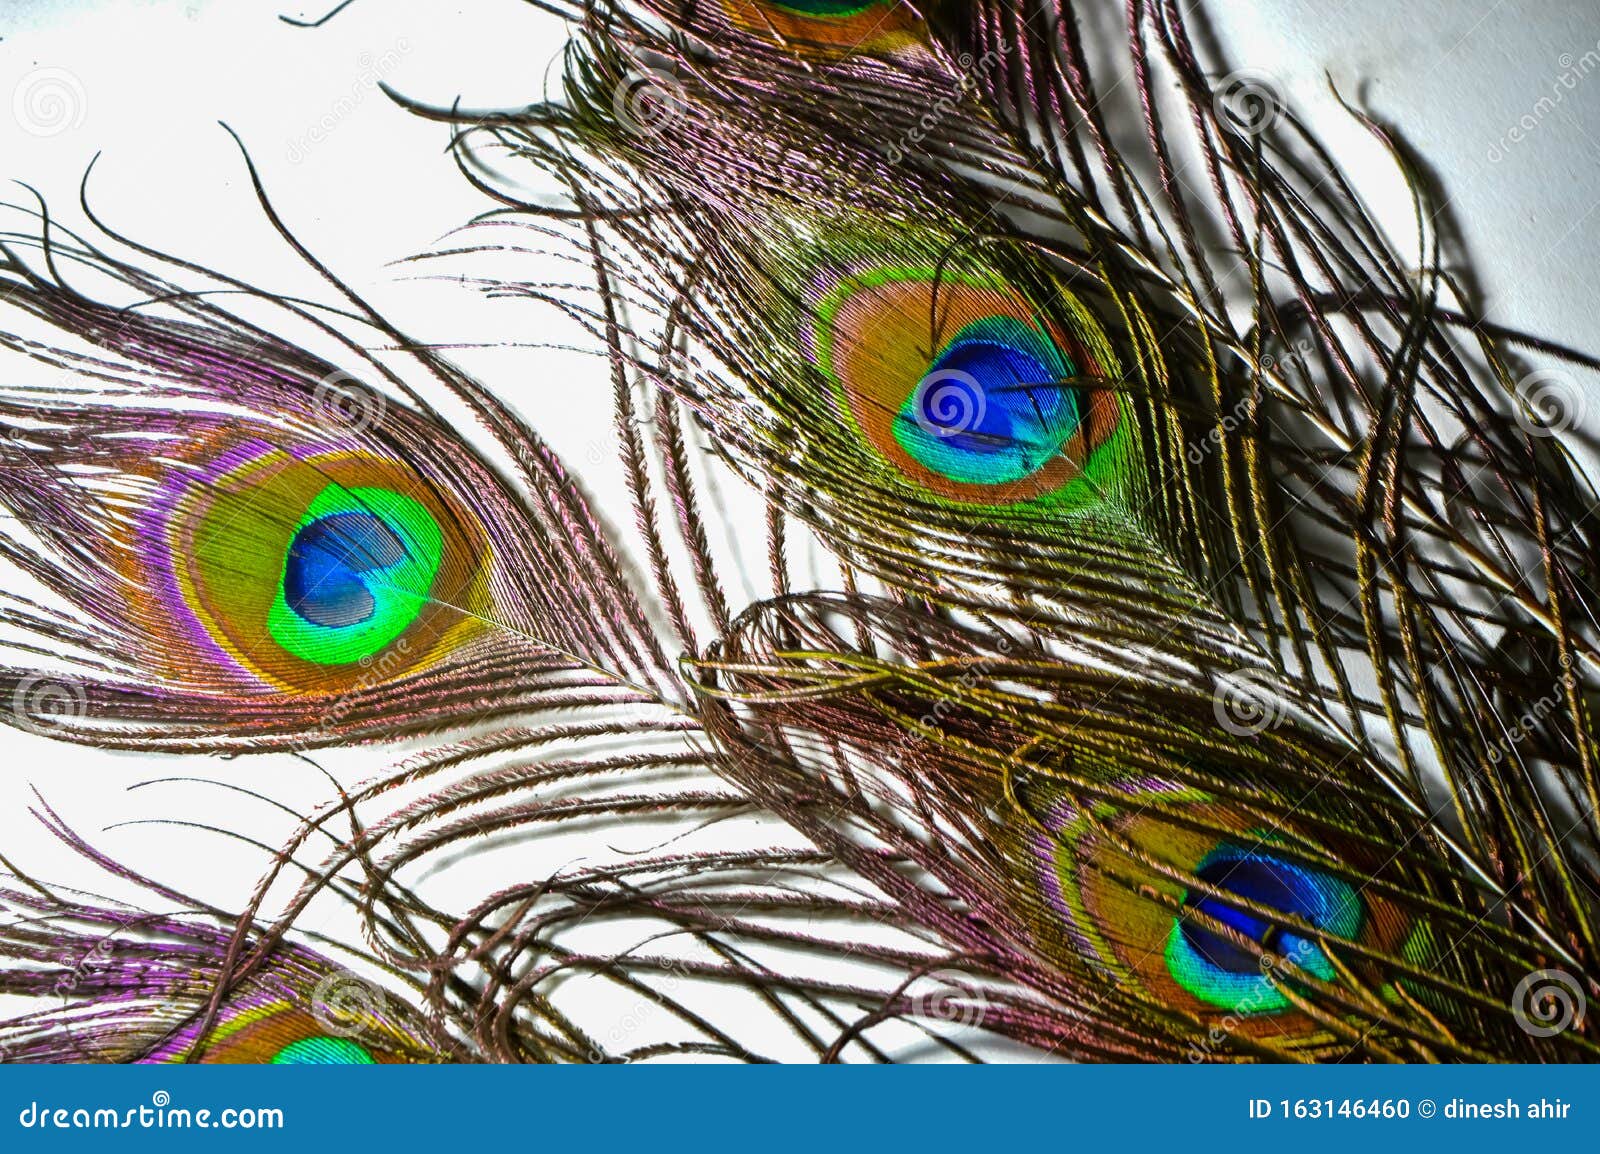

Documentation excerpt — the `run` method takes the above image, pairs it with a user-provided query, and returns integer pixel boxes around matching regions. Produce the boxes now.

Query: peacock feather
[0,0,1597,1063]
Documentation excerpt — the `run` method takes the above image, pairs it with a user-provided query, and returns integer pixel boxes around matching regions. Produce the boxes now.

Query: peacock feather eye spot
[283,512,410,629]
[162,441,492,695]
[895,316,1082,486]
[1026,785,1419,1041]
[811,265,1124,506]
[270,1036,377,1065]
[138,987,436,1064]
[267,485,444,668]
[1166,843,1363,1012]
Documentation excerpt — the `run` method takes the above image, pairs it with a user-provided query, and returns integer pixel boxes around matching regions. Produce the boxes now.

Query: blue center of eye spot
[1182,857,1319,972]
[1164,842,1364,1012]
[1178,847,1361,978]
[283,511,411,629]
[894,316,1082,486]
